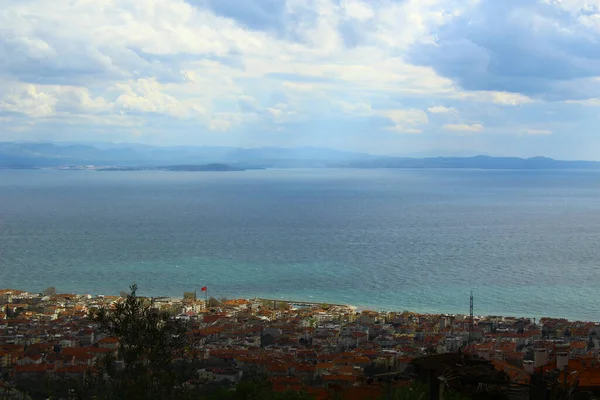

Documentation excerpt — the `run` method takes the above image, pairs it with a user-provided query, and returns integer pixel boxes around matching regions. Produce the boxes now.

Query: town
[1,287,599,399]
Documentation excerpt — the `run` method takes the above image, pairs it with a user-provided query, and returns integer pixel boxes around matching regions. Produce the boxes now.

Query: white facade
[556,352,569,370]
[523,360,534,374]
[534,348,548,368]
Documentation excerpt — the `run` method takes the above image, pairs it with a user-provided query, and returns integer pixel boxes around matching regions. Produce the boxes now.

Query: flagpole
[205,286,208,307]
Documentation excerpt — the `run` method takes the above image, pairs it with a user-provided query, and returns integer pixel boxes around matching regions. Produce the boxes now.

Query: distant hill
[345,155,600,169]
[0,142,380,168]
[1,142,599,170]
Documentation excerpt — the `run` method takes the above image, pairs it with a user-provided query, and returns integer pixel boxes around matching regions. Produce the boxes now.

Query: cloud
[386,127,422,134]
[408,0,600,100]
[464,91,535,106]
[565,97,600,106]
[0,0,598,158]
[381,109,429,125]
[443,123,484,132]
[341,0,375,22]
[265,102,297,122]
[427,106,455,114]
[54,87,112,115]
[338,101,373,116]
[237,96,260,113]
[380,108,429,133]
[0,84,57,117]
[113,79,204,118]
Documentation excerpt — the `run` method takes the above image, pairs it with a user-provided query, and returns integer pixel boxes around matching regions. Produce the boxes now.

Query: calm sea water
[1,168,600,320]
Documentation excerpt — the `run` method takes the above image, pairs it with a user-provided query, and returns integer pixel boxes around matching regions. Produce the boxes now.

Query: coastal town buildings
[0,288,599,399]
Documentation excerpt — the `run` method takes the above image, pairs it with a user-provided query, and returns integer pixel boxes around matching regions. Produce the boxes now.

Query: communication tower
[468,291,474,353]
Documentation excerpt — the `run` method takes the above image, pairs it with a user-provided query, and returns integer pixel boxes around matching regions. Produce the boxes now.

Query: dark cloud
[0,39,111,84]
[0,37,187,85]
[407,0,600,100]
[187,0,325,47]
[236,96,260,113]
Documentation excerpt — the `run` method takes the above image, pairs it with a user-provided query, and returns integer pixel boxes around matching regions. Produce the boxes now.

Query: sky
[2,0,600,159]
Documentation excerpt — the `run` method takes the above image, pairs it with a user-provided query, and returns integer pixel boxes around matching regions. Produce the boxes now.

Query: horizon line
[2,140,597,163]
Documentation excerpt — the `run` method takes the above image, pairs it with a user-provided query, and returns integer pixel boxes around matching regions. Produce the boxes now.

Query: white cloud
[460,91,535,106]
[0,0,593,156]
[0,84,57,117]
[542,0,600,15]
[381,109,429,125]
[113,79,204,118]
[487,92,536,106]
[371,0,471,49]
[0,0,506,125]
[386,127,422,134]
[380,108,429,133]
[338,101,373,116]
[341,0,375,21]
[443,123,484,132]
[265,103,297,122]
[565,98,600,106]
[427,105,455,114]
[55,87,112,114]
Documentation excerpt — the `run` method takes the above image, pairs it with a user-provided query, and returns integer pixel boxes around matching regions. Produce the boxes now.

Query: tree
[381,381,471,400]
[207,297,220,307]
[183,292,196,301]
[202,378,315,400]
[85,284,192,400]
[43,287,56,296]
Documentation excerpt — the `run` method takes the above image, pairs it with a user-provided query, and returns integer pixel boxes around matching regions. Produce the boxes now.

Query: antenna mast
[468,291,474,353]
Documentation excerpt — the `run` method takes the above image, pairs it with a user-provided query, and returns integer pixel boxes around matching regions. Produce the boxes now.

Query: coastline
[2,286,594,323]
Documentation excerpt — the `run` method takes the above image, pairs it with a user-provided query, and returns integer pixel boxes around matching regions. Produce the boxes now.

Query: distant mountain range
[347,155,600,169]
[1,142,599,170]
[0,142,380,169]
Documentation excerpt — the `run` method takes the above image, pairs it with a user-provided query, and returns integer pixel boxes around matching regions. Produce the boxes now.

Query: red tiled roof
[14,364,52,373]
[317,362,334,369]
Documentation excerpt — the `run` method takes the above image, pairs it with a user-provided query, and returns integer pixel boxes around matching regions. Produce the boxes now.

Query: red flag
[201,286,207,291]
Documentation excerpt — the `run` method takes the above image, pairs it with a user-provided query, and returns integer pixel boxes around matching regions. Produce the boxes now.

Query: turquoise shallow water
[1,168,600,321]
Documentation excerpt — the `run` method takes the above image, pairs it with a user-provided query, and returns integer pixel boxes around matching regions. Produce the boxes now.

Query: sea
[1,168,600,321]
